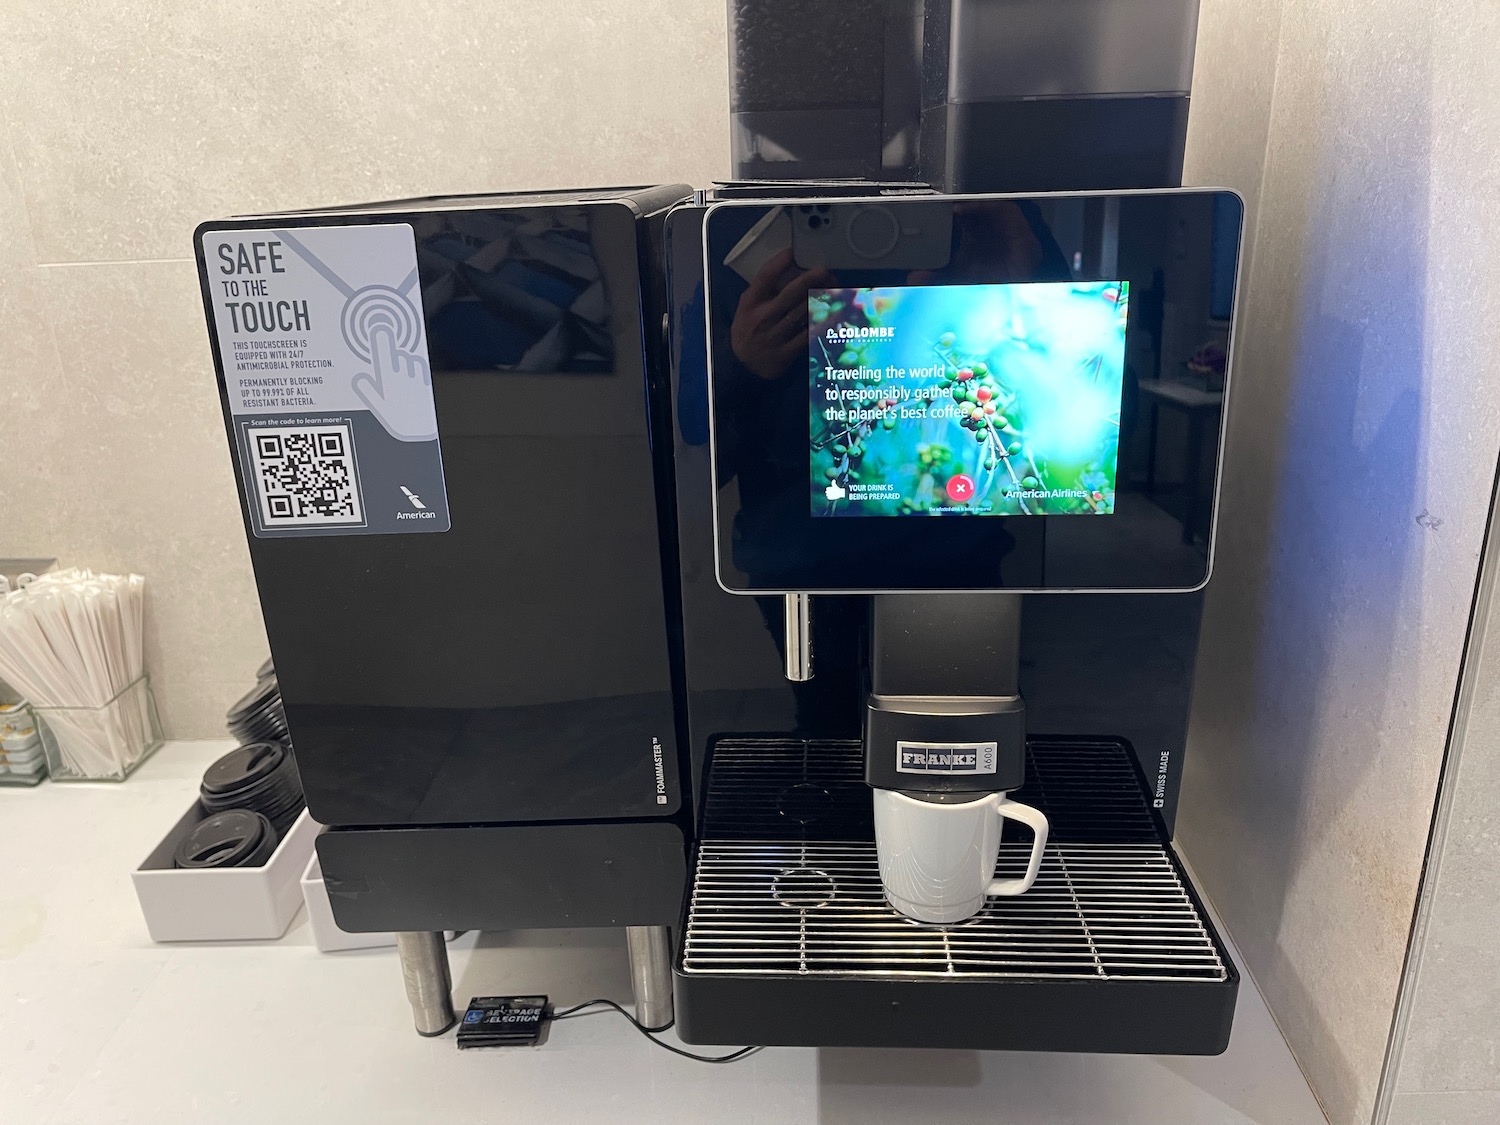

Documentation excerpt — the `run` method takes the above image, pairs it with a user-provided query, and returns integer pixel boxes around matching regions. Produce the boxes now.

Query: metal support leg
[625,925,674,1030]
[396,931,455,1037]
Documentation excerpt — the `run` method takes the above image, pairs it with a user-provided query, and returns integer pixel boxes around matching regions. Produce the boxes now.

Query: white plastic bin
[133,807,317,941]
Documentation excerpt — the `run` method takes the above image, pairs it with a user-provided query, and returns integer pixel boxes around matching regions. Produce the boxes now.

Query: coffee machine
[662,184,1242,1052]
[194,0,1242,1056]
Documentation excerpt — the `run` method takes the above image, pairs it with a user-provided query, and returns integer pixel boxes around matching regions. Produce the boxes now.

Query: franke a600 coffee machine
[195,0,1243,1054]
[665,185,1241,1051]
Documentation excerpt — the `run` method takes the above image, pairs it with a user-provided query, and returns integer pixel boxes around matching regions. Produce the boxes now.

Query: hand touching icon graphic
[352,323,438,442]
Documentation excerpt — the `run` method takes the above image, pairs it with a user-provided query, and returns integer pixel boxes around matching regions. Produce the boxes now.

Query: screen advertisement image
[809,281,1128,518]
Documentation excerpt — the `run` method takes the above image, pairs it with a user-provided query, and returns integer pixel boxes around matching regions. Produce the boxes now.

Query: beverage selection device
[193,0,1250,1058]
[666,187,1244,1051]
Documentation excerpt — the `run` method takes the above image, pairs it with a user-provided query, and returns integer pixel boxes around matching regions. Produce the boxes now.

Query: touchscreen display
[809,281,1128,517]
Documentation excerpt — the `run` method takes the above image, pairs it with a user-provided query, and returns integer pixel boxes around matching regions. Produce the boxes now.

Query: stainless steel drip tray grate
[683,841,1227,983]
[676,736,1239,1053]
[698,736,1164,843]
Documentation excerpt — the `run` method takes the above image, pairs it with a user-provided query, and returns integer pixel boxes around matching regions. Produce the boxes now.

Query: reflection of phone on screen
[723,200,955,283]
[723,207,792,283]
[792,201,953,271]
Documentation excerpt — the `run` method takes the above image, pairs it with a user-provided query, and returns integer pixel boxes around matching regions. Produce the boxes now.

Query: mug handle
[987,798,1050,897]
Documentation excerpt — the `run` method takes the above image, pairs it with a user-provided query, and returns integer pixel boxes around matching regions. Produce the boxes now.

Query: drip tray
[675,737,1238,1054]
[687,842,1225,981]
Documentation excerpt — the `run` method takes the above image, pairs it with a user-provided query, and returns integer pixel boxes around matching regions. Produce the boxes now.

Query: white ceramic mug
[873,788,1049,924]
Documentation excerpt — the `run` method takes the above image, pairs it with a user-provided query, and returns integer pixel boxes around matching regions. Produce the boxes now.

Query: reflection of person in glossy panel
[715,199,1079,587]
[730,247,832,381]
[728,201,1071,386]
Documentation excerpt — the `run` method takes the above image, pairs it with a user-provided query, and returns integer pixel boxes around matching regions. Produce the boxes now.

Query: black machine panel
[196,187,692,829]
[317,820,686,932]
[666,190,1228,829]
[666,201,867,815]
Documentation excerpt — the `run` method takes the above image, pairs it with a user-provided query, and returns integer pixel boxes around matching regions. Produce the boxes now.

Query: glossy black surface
[667,194,1206,829]
[667,202,866,812]
[703,191,1243,593]
[864,592,1028,795]
[676,970,1236,1053]
[197,187,692,828]
[318,821,686,932]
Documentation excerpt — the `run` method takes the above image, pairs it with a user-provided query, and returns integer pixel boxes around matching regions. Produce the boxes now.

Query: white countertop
[1,741,1328,1125]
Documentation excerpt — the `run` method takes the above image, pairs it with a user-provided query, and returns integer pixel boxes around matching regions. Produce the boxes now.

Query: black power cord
[550,999,762,1064]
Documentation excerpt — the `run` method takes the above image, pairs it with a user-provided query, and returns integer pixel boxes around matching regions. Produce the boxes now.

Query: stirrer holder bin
[32,673,164,782]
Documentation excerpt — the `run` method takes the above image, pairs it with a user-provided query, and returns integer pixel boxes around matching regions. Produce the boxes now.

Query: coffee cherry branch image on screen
[809,281,1128,517]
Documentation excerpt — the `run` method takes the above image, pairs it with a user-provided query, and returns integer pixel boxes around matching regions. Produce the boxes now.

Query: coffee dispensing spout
[865,591,1048,921]
[864,592,1026,795]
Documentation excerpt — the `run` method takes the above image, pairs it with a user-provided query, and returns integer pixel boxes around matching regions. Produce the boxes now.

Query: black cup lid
[202,741,287,797]
[228,709,286,735]
[225,677,280,724]
[173,810,275,869]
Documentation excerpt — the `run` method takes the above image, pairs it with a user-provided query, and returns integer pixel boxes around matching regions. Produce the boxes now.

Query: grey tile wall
[1388,1090,1500,1125]
[1181,1,1500,1122]
[0,0,729,735]
[1387,295,1500,1112]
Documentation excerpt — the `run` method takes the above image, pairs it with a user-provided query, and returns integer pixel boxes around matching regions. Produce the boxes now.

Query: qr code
[247,425,364,527]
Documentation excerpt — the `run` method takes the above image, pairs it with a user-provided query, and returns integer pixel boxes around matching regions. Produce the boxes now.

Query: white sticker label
[204,223,449,537]
[896,741,998,775]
